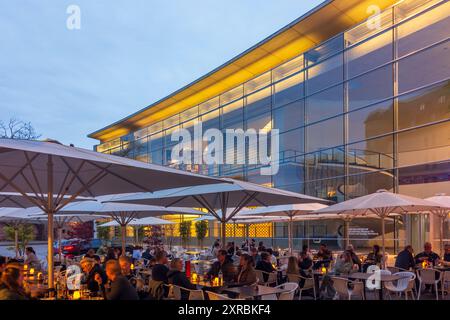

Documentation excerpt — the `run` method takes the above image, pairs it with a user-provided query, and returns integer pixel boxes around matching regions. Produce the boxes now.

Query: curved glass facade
[95,0,450,253]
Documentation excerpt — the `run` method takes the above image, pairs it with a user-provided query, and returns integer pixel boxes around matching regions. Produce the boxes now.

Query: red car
[54,239,90,258]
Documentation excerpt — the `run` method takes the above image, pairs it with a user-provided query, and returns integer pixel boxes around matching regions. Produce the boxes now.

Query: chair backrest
[379,270,392,276]
[187,289,205,300]
[387,266,400,274]
[255,270,264,284]
[172,285,182,300]
[207,291,233,300]
[276,282,298,300]
[331,277,349,299]
[267,271,277,283]
[393,272,415,291]
[417,268,438,284]
[287,273,299,283]
[443,270,450,281]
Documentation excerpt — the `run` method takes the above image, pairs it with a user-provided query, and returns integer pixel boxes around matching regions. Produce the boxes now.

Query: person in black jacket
[255,252,276,282]
[206,249,236,283]
[415,242,440,266]
[167,258,197,300]
[152,250,169,283]
[395,245,415,270]
[95,260,138,300]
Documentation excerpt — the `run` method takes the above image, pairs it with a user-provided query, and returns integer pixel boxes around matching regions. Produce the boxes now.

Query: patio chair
[277,282,299,300]
[416,268,442,300]
[442,271,450,300]
[174,285,205,300]
[255,270,277,286]
[384,272,416,300]
[387,266,400,274]
[287,273,316,300]
[207,291,234,300]
[331,277,365,300]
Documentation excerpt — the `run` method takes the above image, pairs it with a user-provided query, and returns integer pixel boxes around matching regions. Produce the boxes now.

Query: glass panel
[346,30,393,79]
[149,131,164,150]
[347,135,394,171]
[180,106,198,121]
[397,121,450,167]
[306,116,344,152]
[245,71,271,95]
[347,171,394,198]
[348,99,394,143]
[199,96,219,114]
[398,80,450,130]
[221,85,243,106]
[222,99,243,129]
[273,155,305,191]
[148,122,162,135]
[306,53,343,95]
[163,115,179,129]
[247,168,272,187]
[306,84,343,124]
[304,177,345,202]
[305,35,343,66]
[305,147,345,181]
[348,64,393,110]
[279,127,304,158]
[273,100,304,133]
[398,41,450,94]
[201,109,220,130]
[397,1,450,57]
[345,9,393,46]
[245,87,271,120]
[273,72,304,108]
[150,148,163,165]
[273,55,304,82]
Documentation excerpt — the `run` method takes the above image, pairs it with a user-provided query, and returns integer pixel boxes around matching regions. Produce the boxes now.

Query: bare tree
[0,118,41,140]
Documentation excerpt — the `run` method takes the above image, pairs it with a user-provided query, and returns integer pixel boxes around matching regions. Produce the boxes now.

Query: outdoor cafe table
[223,285,291,300]
[341,272,407,300]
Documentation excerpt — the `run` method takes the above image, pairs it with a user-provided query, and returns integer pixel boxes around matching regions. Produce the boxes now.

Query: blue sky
[0,0,323,148]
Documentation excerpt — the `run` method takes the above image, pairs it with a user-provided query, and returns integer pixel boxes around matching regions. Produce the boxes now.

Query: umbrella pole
[221,221,226,249]
[14,228,19,258]
[58,227,62,263]
[135,226,139,246]
[381,216,386,269]
[47,155,55,290]
[288,217,293,255]
[441,216,445,257]
[344,220,350,248]
[121,225,126,256]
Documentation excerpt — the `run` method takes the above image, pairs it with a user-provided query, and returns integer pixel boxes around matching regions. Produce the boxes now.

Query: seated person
[0,261,29,300]
[152,251,169,283]
[313,243,332,269]
[207,249,236,283]
[362,245,383,272]
[95,260,138,300]
[167,258,197,300]
[257,241,266,252]
[287,256,311,289]
[255,252,276,282]
[84,248,100,261]
[249,247,261,265]
[24,247,40,269]
[80,257,107,294]
[235,254,257,286]
[298,252,313,271]
[332,251,357,275]
[442,244,450,266]
[119,256,138,287]
[266,248,277,266]
[346,244,362,271]
[415,242,440,267]
[141,247,153,265]
[395,245,415,270]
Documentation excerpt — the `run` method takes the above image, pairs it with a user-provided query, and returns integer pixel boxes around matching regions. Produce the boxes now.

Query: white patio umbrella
[30,200,204,254]
[107,178,330,247]
[100,216,174,227]
[0,138,223,288]
[313,189,442,263]
[238,203,328,253]
[425,194,450,255]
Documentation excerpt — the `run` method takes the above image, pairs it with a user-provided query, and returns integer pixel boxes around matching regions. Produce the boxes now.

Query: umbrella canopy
[313,189,442,263]
[99,216,175,227]
[425,194,450,255]
[0,138,223,288]
[107,178,330,247]
[238,203,328,253]
[26,200,204,254]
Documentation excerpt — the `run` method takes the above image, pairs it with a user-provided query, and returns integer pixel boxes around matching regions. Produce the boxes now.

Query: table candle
[213,277,219,286]
[73,291,81,300]
[29,268,35,275]
[321,266,327,274]
[191,273,198,283]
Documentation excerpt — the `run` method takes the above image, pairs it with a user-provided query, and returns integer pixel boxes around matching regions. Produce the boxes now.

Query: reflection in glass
[348,100,393,143]
[306,84,343,123]
[306,116,344,152]
[347,135,394,171]
[273,73,304,108]
[307,53,343,95]
[273,100,304,133]
[398,80,450,130]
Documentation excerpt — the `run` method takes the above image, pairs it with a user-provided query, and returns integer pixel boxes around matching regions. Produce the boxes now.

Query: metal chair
[277,282,299,300]
[255,270,277,286]
[286,273,316,300]
[331,277,365,300]
[384,272,416,300]
[416,268,442,300]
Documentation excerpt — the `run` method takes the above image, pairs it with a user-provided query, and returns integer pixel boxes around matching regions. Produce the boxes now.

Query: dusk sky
[0,0,323,149]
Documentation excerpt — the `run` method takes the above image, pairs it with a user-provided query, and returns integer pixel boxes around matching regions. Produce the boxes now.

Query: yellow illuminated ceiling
[89,0,397,143]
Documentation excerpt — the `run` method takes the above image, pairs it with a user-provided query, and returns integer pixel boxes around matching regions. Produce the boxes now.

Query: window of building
[306,84,343,124]
[273,72,304,108]
[273,100,304,133]
[306,53,343,95]
[306,116,344,152]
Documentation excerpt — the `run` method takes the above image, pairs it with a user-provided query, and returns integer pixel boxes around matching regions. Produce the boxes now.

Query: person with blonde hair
[286,256,299,275]
[167,258,197,300]
[95,260,138,300]
[0,262,28,300]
